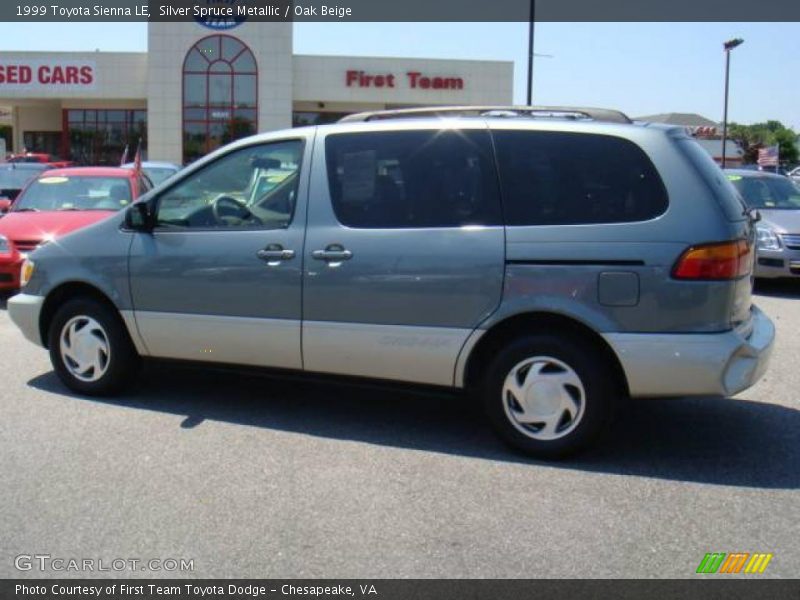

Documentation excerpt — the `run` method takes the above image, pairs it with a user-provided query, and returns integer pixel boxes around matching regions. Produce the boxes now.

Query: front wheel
[48,297,140,396]
[481,334,619,459]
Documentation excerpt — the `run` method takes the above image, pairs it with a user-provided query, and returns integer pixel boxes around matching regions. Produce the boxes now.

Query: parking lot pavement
[0,283,798,579]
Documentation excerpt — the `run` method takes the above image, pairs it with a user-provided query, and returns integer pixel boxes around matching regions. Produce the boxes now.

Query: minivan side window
[325,130,502,229]
[155,140,303,229]
[492,131,668,225]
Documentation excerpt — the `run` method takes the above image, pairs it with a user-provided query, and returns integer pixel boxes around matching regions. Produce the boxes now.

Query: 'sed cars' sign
[0,60,96,90]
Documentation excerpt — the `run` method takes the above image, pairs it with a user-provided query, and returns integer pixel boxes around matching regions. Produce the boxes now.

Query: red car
[0,167,151,290]
[6,152,74,169]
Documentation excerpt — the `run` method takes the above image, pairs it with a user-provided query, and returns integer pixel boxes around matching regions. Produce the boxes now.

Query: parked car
[7,106,774,458]
[121,161,181,186]
[737,164,790,176]
[789,166,800,182]
[0,167,151,290]
[6,152,74,168]
[0,163,50,211]
[726,169,800,278]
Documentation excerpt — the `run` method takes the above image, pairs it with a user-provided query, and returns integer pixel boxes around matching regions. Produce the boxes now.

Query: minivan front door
[128,137,310,369]
[302,125,505,386]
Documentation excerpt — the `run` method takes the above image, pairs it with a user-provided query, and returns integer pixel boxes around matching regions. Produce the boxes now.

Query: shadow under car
[27,363,800,490]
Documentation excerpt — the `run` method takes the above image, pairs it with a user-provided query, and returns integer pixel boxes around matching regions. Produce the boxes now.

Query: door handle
[257,245,295,265]
[312,245,353,262]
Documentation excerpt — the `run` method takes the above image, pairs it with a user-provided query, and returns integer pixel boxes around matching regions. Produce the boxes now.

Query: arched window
[182,35,257,164]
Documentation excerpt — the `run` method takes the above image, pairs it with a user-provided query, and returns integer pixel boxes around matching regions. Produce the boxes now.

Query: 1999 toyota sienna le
[7,106,775,458]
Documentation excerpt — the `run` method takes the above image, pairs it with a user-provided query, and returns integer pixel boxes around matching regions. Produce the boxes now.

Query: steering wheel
[211,195,253,225]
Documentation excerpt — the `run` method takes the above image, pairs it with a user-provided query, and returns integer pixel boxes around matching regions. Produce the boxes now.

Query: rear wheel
[48,297,140,396]
[481,333,619,458]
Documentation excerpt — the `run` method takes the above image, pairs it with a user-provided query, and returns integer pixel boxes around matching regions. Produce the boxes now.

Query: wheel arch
[462,311,630,397]
[39,281,123,348]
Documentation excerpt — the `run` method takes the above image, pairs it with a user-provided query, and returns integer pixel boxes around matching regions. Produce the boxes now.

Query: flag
[757,145,780,167]
[119,144,129,166]
[133,138,142,175]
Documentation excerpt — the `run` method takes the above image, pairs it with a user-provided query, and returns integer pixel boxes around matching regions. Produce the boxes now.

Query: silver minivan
[8,107,775,458]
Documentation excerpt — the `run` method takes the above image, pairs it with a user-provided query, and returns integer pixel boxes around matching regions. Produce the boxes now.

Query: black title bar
[3,580,800,600]
[2,0,800,22]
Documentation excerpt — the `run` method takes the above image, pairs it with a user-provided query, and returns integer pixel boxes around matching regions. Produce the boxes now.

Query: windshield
[247,168,296,203]
[14,176,132,212]
[728,174,800,210]
[144,167,178,185]
[0,168,42,191]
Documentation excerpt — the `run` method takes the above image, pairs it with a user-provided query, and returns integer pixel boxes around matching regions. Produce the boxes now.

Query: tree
[773,128,799,165]
[727,120,798,166]
[727,123,761,164]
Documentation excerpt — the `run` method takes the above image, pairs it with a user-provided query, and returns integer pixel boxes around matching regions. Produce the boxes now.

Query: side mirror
[124,201,154,231]
[0,198,11,214]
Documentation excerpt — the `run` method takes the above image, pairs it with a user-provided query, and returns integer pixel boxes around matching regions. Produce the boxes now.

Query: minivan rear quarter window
[325,129,502,229]
[492,131,669,226]
[679,138,747,221]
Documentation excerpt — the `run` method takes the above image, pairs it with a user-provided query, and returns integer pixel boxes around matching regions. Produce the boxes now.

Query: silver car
[7,106,775,458]
[726,169,800,278]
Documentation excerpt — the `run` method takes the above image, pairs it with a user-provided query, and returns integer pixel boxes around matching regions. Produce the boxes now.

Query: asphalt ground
[0,281,798,579]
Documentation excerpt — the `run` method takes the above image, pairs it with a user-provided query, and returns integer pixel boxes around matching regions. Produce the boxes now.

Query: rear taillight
[672,240,752,280]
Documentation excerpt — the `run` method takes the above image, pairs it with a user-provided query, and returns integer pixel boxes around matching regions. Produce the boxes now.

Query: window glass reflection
[183,35,258,164]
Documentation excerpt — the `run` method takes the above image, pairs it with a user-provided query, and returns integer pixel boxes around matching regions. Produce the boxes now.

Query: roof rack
[338,105,632,125]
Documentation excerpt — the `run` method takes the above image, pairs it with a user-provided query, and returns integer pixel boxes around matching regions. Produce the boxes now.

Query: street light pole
[527,0,535,105]
[721,38,744,169]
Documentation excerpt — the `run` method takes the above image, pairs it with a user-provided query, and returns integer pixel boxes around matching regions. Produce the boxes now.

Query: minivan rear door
[301,123,505,386]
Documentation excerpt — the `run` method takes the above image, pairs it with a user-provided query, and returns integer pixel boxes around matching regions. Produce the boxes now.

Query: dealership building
[0,21,513,165]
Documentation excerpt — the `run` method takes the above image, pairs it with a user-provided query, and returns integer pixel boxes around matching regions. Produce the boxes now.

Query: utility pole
[526,0,535,105]
[721,37,744,168]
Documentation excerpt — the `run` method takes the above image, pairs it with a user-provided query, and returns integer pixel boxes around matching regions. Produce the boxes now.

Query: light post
[525,2,553,105]
[527,0,535,105]
[721,37,744,168]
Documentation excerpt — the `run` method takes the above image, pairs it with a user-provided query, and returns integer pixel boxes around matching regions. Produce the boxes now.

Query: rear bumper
[604,306,775,398]
[7,293,45,347]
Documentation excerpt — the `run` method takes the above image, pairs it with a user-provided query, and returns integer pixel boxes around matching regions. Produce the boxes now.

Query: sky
[0,21,797,129]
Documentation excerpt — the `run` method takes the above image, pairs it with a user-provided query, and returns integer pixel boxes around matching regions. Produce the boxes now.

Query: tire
[48,297,140,396]
[481,333,619,459]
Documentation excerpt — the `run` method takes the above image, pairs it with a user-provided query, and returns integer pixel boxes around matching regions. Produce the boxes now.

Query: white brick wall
[147,21,293,164]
